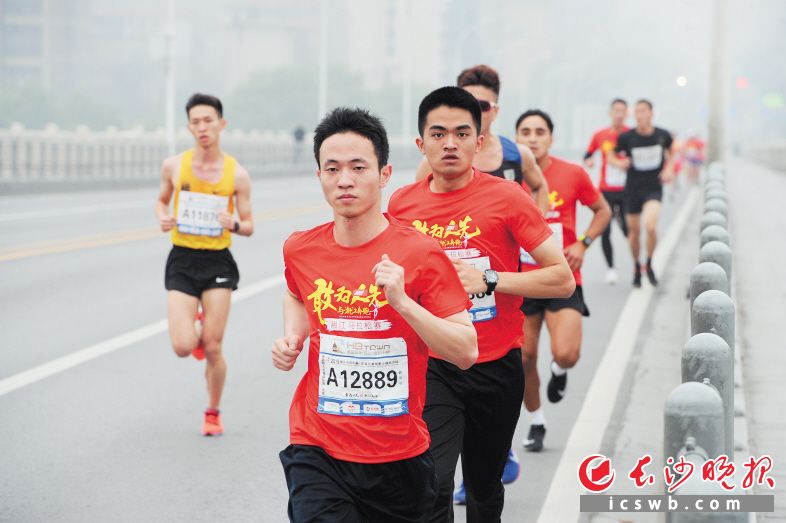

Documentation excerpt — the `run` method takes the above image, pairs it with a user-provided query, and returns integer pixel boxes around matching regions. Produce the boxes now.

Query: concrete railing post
[699,241,733,282]
[682,333,734,457]
[700,211,727,231]
[664,380,725,476]
[700,225,730,248]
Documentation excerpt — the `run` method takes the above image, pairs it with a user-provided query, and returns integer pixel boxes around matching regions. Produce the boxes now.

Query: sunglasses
[478,100,499,112]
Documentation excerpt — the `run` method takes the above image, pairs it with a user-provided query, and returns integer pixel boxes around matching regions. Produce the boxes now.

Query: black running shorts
[520,285,590,317]
[164,246,239,297]
[624,186,662,214]
[280,444,437,522]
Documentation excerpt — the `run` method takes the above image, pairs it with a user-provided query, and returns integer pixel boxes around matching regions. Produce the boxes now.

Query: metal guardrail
[0,124,421,192]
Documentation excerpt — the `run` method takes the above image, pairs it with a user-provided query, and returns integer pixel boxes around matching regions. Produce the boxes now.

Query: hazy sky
[1,0,784,148]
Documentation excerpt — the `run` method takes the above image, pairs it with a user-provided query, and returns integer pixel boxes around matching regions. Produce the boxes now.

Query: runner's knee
[172,339,195,358]
[204,339,223,360]
[554,350,580,369]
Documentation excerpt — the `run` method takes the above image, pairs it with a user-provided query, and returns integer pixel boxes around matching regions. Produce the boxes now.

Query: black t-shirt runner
[615,127,672,191]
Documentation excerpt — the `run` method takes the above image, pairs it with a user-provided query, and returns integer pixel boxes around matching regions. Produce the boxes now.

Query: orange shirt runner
[520,156,600,286]
[283,219,469,464]
[585,126,629,192]
[388,169,552,363]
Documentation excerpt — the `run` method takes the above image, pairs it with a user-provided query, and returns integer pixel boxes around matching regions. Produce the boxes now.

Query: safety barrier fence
[0,124,421,192]
[663,162,747,522]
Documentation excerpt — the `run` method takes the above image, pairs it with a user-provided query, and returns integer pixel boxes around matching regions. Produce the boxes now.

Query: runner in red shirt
[516,109,611,452]
[415,65,550,215]
[388,87,575,523]
[273,108,478,522]
[584,98,630,285]
[681,131,706,183]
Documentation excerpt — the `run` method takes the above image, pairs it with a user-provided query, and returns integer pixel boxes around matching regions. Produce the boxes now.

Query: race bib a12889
[318,333,409,417]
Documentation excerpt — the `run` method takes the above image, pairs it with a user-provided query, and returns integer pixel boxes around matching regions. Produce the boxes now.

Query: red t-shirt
[283,218,469,464]
[586,126,629,192]
[388,169,552,363]
[519,156,600,286]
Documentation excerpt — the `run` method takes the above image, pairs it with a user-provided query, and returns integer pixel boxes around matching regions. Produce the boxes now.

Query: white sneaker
[605,268,619,285]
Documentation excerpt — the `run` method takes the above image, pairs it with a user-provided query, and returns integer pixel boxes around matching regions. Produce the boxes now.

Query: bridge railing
[0,124,421,190]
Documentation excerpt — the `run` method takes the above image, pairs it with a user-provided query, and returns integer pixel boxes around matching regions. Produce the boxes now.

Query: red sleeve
[283,237,303,301]
[416,246,470,318]
[577,166,601,206]
[507,186,553,252]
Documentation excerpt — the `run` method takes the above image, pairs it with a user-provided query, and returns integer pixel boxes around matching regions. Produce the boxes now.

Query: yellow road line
[0,202,328,263]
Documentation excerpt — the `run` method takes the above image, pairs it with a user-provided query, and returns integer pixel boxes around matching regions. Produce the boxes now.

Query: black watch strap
[483,269,498,293]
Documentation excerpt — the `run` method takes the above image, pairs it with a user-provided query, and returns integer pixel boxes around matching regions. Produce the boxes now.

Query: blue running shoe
[453,482,466,505]
[501,448,520,484]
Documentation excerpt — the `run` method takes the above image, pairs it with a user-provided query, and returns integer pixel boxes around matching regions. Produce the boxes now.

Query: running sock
[551,361,568,376]
[647,257,653,268]
[530,408,546,426]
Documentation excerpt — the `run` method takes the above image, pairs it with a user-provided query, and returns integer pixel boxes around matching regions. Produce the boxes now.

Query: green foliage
[0,85,121,130]
[225,65,431,135]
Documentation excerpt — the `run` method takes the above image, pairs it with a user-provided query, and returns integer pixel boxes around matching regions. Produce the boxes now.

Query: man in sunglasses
[416,64,549,215]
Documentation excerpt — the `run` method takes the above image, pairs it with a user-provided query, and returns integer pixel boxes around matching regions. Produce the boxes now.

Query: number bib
[631,144,663,171]
[464,256,497,322]
[318,333,409,417]
[605,163,627,187]
[176,191,229,236]
[520,223,563,266]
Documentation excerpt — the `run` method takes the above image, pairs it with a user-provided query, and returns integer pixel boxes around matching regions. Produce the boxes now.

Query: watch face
[485,270,499,284]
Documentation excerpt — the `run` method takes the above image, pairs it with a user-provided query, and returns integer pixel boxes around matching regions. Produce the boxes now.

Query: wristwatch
[233,221,240,233]
[578,234,593,248]
[483,269,499,294]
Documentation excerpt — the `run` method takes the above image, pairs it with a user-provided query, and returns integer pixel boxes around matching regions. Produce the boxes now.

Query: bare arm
[519,145,550,214]
[660,142,678,183]
[606,152,631,170]
[155,157,177,232]
[219,165,254,236]
[415,157,432,182]
[272,290,311,371]
[452,236,575,299]
[373,255,478,370]
[563,196,612,272]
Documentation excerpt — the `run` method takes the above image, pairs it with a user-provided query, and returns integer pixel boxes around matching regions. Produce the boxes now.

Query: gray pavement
[728,158,786,521]
[583,158,785,523]
[0,169,697,522]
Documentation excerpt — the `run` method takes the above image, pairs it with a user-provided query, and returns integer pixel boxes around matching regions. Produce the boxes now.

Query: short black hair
[636,99,653,110]
[515,109,554,134]
[417,86,482,137]
[185,93,223,118]
[313,107,389,168]
[611,98,628,107]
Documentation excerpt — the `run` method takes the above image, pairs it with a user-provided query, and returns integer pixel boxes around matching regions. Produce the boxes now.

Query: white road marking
[0,274,285,398]
[536,187,699,523]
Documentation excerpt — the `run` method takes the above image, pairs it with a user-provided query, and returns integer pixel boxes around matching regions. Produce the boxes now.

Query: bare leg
[545,308,583,370]
[167,291,200,357]
[522,313,545,413]
[201,288,232,410]
[642,200,662,259]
